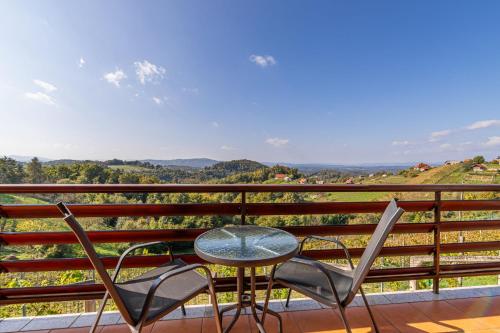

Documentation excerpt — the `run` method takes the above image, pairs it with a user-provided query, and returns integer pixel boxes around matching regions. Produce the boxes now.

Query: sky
[0,0,499,164]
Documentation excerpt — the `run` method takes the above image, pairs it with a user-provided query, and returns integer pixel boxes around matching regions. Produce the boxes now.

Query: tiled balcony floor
[5,286,500,333]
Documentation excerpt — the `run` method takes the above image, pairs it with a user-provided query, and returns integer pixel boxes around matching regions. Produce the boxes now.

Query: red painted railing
[0,184,498,304]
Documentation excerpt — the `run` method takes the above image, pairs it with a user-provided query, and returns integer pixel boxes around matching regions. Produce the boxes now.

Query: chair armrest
[139,264,215,323]
[300,235,354,269]
[112,241,173,282]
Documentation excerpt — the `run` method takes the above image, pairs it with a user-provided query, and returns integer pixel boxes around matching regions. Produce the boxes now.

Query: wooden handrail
[1,200,498,219]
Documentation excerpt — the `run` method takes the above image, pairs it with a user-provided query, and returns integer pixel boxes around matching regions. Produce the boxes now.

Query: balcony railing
[0,184,499,306]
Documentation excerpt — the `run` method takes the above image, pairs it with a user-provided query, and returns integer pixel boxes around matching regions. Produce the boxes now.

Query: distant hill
[201,159,268,179]
[8,155,51,163]
[44,159,98,165]
[206,159,266,173]
[264,162,413,174]
[142,158,219,168]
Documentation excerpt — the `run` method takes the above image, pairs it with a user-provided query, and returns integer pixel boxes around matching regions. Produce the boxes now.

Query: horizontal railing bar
[0,203,241,218]
[3,220,499,245]
[0,229,206,245]
[1,200,498,219]
[0,245,436,272]
[0,223,438,245]
[4,241,500,272]
[440,220,500,231]
[440,261,500,272]
[0,184,498,193]
[441,241,500,253]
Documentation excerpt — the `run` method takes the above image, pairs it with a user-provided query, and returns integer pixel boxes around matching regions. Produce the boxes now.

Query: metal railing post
[433,191,442,294]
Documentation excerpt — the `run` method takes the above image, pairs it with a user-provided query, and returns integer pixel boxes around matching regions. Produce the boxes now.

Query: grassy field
[0,193,48,204]
[107,165,151,172]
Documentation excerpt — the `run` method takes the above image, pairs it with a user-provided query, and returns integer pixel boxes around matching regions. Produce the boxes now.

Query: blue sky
[0,1,499,164]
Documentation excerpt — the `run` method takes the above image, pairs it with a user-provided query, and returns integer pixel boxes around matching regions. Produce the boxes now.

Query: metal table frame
[194,226,298,333]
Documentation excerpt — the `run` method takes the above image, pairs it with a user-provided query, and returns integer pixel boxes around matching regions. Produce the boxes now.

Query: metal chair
[56,202,222,333]
[261,199,404,333]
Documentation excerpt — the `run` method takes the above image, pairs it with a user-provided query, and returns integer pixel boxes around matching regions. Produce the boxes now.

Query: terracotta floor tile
[446,298,500,330]
[201,315,251,333]
[100,325,131,333]
[410,300,490,331]
[344,306,398,333]
[291,309,348,332]
[152,318,202,333]
[375,303,452,333]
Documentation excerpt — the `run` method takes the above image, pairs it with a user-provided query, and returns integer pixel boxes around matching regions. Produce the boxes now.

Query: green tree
[0,156,25,183]
[472,155,485,164]
[25,157,45,183]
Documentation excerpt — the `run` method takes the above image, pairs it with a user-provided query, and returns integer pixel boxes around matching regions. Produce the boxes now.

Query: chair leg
[360,287,380,333]
[207,288,222,333]
[181,304,186,316]
[337,305,352,333]
[90,291,108,333]
[285,289,292,307]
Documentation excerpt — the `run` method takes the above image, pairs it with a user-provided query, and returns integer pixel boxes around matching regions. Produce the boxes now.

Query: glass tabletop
[194,225,299,267]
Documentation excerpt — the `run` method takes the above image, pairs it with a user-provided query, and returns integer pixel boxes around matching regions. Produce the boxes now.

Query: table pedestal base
[220,267,282,333]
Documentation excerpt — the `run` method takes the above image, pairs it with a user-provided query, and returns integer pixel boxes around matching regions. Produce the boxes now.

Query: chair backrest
[349,199,404,297]
[56,202,133,323]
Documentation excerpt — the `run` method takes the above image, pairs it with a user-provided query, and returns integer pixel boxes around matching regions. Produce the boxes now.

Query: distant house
[316,180,325,185]
[298,178,307,184]
[414,163,431,172]
[284,176,292,182]
[463,159,472,163]
[472,164,487,172]
[368,173,374,178]
[274,174,287,180]
[444,160,460,165]
[381,174,387,178]
[345,177,354,184]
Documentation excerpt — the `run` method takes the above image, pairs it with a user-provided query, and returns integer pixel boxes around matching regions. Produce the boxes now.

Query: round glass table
[195,225,299,333]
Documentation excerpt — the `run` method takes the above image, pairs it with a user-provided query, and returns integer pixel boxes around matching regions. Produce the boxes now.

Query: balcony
[0,184,499,332]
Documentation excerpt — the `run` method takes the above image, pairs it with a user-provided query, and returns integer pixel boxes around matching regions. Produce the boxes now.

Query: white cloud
[467,119,500,130]
[266,137,289,147]
[152,97,163,105]
[134,60,166,85]
[78,57,85,68]
[392,140,410,146]
[211,121,219,128]
[33,79,57,93]
[249,54,277,67]
[221,145,235,151]
[485,136,500,146]
[439,143,452,149]
[103,69,127,87]
[429,129,451,142]
[24,92,56,105]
